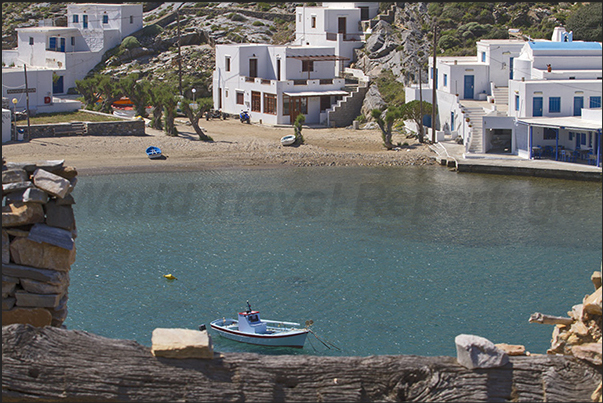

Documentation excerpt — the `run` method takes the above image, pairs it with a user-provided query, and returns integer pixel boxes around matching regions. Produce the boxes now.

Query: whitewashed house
[2,3,142,114]
[406,27,602,167]
[213,2,375,126]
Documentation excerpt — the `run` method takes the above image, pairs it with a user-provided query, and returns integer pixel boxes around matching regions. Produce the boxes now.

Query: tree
[293,113,305,145]
[118,74,150,118]
[96,75,123,114]
[75,75,102,110]
[566,3,602,42]
[162,90,179,137]
[147,80,165,130]
[400,100,433,143]
[180,96,214,141]
[371,106,403,150]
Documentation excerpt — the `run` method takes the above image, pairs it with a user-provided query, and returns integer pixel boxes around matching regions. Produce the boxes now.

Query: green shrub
[120,36,141,51]
[229,13,247,22]
[252,21,265,26]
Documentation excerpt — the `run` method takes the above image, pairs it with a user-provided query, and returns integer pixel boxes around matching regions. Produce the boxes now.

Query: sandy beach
[2,118,437,175]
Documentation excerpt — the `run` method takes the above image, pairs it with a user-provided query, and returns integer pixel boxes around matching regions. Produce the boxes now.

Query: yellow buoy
[163,274,177,280]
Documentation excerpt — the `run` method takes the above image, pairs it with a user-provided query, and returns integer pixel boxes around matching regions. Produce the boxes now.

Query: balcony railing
[320,79,333,85]
[326,32,362,42]
[245,76,255,82]
[293,79,307,85]
[261,79,271,85]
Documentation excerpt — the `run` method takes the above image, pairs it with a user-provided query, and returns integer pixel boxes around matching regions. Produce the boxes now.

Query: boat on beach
[146,146,162,159]
[210,302,309,348]
[280,135,296,146]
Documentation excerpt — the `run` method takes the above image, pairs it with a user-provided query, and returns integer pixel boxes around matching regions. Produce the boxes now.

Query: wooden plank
[2,324,601,402]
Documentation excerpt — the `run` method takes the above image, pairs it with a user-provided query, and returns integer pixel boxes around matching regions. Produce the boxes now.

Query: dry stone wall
[2,157,77,328]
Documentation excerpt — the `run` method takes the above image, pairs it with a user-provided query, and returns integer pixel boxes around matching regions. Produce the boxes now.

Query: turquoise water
[66,166,602,357]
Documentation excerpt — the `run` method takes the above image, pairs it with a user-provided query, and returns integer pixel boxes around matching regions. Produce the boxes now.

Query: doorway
[463,75,474,99]
[249,58,257,78]
[338,17,346,36]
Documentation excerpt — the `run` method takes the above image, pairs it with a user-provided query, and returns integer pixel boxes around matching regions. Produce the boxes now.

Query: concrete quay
[431,141,602,182]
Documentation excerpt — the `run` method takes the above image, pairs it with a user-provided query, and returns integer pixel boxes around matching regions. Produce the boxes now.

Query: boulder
[360,84,387,121]
[2,230,9,264]
[20,278,68,295]
[28,223,75,250]
[2,181,34,194]
[2,202,45,227]
[5,187,49,204]
[34,160,65,173]
[494,343,527,356]
[54,166,78,180]
[592,270,602,291]
[44,200,76,231]
[583,287,602,316]
[365,21,401,59]
[32,169,71,198]
[2,263,69,284]
[3,296,16,310]
[2,279,17,298]
[2,307,53,327]
[15,290,64,308]
[151,328,214,359]
[9,237,76,271]
[455,334,509,369]
[2,169,28,184]
[55,194,76,206]
[572,343,602,366]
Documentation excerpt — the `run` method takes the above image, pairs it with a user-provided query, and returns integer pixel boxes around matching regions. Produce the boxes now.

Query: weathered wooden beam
[529,312,574,325]
[2,324,601,402]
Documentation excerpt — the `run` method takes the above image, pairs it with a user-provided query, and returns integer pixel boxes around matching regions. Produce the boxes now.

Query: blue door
[533,97,543,117]
[463,75,474,99]
[53,76,64,94]
[573,96,583,116]
[60,38,65,52]
[509,57,514,79]
[83,15,88,29]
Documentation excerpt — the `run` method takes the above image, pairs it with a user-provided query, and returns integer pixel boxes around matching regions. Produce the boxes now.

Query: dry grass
[26,111,122,125]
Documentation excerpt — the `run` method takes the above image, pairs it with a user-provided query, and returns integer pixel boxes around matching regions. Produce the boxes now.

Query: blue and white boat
[210,302,309,348]
[146,146,162,159]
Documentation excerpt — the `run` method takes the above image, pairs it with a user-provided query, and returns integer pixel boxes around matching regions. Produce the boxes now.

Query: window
[481,52,486,62]
[569,132,574,141]
[83,15,88,29]
[543,127,557,140]
[581,133,586,145]
[251,91,261,112]
[311,16,316,28]
[225,56,230,72]
[549,97,561,113]
[283,95,290,115]
[130,15,133,24]
[298,13,302,22]
[29,37,34,45]
[264,93,277,115]
[103,14,109,24]
[49,37,56,50]
[71,37,75,46]
[443,74,448,87]
[590,96,602,108]
[515,95,520,111]
[302,60,313,72]
[72,15,78,23]
[236,91,244,105]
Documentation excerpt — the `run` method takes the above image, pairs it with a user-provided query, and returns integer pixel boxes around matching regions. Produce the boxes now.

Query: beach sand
[2,118,436,175]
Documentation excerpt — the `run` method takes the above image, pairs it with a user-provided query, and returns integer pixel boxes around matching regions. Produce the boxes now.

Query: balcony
[326,32,362,42]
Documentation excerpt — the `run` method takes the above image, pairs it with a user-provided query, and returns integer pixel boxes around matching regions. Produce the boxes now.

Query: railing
[319,79,333,85]
[325,32,362,42]
[261,79,271,85]
[245,76,255,83]
[293,79,307,86]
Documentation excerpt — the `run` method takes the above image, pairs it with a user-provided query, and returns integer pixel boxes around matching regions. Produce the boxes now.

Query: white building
[213,2,375,126]
[2,3,142,114]
[406,27,602,167]
[293,2,379,70]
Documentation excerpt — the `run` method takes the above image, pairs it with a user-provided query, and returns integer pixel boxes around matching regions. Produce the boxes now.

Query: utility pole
[431,20,437,143]
[177,8,182,96]
[418,66,424,143]
[23,64,31,142]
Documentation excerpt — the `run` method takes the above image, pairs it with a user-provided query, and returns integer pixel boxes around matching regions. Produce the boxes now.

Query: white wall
[2,109,11,143]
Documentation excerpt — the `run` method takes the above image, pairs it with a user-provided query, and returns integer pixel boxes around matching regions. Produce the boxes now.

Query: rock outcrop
[2,158,77,328]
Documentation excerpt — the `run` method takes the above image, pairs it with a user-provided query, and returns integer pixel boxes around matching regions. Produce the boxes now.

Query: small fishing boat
[146,146,162,159]
[210,302,309,348]
[280,134,296,146]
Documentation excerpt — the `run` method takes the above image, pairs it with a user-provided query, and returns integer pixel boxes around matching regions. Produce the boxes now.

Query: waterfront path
[432,140,602,181]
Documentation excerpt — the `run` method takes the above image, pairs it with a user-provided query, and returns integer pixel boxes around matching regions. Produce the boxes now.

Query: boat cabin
[238,310,267,334]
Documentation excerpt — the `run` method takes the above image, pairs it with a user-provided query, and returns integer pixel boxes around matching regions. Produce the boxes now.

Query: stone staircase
[326,81,369,127]
[492,86,509,113]
[463,105,487,154]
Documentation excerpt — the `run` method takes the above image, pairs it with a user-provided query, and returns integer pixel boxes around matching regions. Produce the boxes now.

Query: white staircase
[492,87,509,113]
[464,105,487,154]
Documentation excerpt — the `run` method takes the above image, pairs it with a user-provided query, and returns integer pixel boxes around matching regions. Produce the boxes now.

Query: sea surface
[65,166,602,357]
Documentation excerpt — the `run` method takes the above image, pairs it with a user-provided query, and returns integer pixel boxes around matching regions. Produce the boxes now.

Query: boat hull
[210,320,308,348]
[146,146,162,159]
[280,135,296,146]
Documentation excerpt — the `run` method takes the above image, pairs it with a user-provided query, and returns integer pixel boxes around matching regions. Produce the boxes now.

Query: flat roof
[528,42,602,51]
[517,116,602,131]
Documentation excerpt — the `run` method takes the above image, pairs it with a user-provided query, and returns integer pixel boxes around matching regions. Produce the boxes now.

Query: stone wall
[15,119,145,139]
[2,158,77,328]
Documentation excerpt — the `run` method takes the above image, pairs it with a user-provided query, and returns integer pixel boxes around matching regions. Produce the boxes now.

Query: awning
[517,116,602,131]
[286,54,350,61]
[283,90,349,97]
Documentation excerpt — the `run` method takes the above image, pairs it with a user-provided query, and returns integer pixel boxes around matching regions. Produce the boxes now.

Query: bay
[65,166,602,357]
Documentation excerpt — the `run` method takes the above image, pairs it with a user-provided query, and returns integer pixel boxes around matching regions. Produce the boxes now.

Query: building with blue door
[2,3,142,115]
